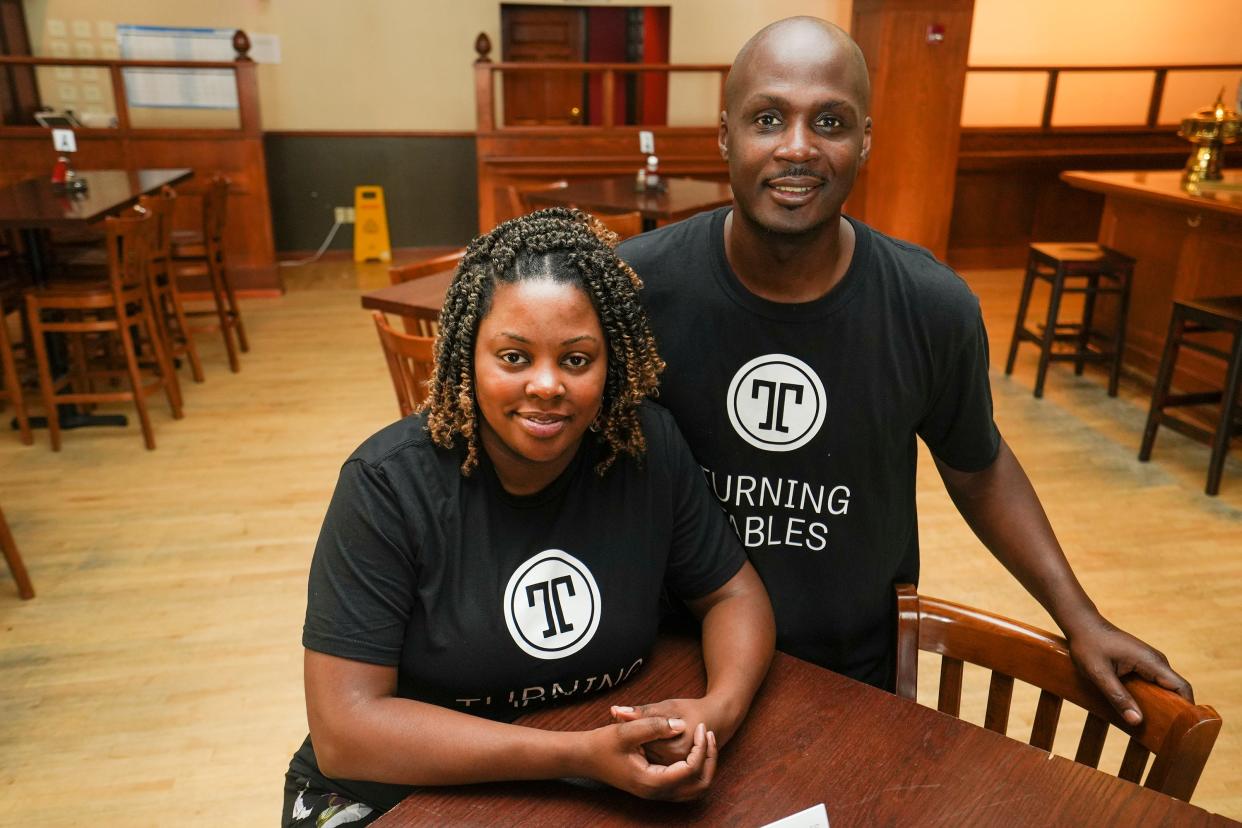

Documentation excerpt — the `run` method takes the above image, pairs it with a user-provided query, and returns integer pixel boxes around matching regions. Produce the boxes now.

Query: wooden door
[501,5,586,126]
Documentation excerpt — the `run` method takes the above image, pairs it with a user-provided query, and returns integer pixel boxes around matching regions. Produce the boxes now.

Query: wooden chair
[894,585,1220,802]
[1,271,33,445]
[141,187,204,384]
[506,179,568,218]
[592,209,643,241]
[372,311,434,417]
[25,211,183,451]
[171,175,248,372]
[0,502,34,600]
[387,248,464,337]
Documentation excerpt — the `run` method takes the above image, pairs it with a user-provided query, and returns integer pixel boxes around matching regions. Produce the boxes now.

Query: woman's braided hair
[422,207,665,476]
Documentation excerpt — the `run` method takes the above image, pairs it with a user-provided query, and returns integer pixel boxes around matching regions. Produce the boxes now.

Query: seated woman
[284,209,775,826]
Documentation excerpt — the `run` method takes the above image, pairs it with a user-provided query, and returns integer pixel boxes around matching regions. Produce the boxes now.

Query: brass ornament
[1178,88,1240,187]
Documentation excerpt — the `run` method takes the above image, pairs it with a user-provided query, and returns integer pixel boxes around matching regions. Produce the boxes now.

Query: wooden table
[375,636,1234,827]
[0,168,193,284]
[0,168,193,430]
[361,271,453,322]
[1060,169,1242,388]
[524,176,733,230]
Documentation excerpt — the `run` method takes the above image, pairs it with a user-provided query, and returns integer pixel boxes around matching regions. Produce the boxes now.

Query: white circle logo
[504,549,602,660]
[726,354,826,452]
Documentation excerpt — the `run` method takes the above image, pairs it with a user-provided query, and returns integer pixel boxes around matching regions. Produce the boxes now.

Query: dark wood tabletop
[0,168,193,229]
[375,635,1235,827]
[361,270,454,319]
[524,176,733,224]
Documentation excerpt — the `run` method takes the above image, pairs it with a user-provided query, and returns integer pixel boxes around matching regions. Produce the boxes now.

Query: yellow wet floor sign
[354,185,392,263]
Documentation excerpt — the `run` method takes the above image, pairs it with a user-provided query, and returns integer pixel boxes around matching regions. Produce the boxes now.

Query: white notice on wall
[115,25,281,109]
[761,803,830,828]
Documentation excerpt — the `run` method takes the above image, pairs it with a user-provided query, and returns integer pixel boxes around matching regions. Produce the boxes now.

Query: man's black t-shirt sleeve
[303,458,416,666]
[918,307,1001,473]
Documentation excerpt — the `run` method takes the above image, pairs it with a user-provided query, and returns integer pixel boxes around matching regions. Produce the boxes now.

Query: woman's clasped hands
[582,713,718,802]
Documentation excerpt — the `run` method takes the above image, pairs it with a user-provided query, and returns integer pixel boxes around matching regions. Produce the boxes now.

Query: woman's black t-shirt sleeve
[303,458,417,666]
[656,409,748,601]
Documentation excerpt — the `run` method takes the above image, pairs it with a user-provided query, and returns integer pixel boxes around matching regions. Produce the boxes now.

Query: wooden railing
[0,55,260,135]
[0,33,277,290]
[964,62,1242,130]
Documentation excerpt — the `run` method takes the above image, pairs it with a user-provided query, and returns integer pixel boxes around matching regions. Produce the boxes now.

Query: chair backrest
[506,179,569,218]
[388,248,466,286]
[894,585,1220,802]
[202,175,230,252]
[372,311,435,417]
[592,210,643,241]
[103,211,156,298]
[138,187,176,273]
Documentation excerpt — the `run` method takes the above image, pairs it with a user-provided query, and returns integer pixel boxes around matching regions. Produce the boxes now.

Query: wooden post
[233,31,260,137]
[1146,69,1167,128]
[1040,69,1059,129]
[849,0,976,260]
[602,69,615,128]
[474,33,495,132]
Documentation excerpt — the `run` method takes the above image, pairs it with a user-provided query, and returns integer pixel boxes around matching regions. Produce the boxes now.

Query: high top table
[374,635,1234,827]
[0,168,193,431]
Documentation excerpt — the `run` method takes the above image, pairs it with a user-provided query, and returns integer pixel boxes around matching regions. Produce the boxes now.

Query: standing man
[617,16,1189,723]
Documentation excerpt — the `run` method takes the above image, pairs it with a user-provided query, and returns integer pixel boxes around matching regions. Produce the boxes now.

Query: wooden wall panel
[851,0,976,260]
[946,128,1242,269]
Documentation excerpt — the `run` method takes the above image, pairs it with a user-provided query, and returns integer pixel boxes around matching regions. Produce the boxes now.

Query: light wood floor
[0,257,1238,825]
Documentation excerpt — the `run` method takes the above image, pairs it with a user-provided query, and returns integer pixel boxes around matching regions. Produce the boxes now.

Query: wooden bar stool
[1139,296,1242,496]
[25,211,183,451]
[0,502,34,600]
[171,175,248,372]
[141,188,204,383]
[0,278,33,445]
[1005,243,1135,398]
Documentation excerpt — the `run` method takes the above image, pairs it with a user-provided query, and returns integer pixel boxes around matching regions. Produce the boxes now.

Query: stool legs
[1005,252,1038,377]
[1076,273,1099,377]
[1034,266,1066,399]
[1108,267,1134,397]
[0,504,34,600]
[1206,330,1242,496]
[26,298,63,451]
[1139,310,1182,463]
[0,307,32,445]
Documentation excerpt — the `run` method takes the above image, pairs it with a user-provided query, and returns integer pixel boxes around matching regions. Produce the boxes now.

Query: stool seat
[1139,295,1242,496]
[1005,242,1135,398]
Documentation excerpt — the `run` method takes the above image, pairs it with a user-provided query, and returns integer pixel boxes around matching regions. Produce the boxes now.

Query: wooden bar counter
[1060,170,1242,388]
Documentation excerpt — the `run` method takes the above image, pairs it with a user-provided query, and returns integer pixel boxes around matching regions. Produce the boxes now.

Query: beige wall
[25,0,1236,132]
[964,0,1242,126]
[23,0,846,131]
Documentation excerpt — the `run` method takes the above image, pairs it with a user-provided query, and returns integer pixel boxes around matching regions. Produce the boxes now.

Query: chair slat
[1029,689,1063,750]
[984,671,1014,734]
[937,656,963,716]
[1118,736,1150,783]
[1075,712,1109,767]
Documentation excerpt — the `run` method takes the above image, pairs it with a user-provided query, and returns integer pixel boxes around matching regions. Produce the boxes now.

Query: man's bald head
[723,17,870,114]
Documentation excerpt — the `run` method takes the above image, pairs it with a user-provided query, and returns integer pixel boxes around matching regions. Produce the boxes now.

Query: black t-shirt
[618,207,1000,687]
[289,402,746,812]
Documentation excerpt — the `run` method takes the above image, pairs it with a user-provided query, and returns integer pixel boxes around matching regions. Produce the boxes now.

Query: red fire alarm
[926,23,945,44]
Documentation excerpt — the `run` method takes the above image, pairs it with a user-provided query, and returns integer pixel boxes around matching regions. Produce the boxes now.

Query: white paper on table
[760,802,830,828]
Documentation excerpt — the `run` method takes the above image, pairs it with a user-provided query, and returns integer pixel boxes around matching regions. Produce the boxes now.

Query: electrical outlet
[333,206,356,224]
[639,130,655,155]
[344,207,355,223]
